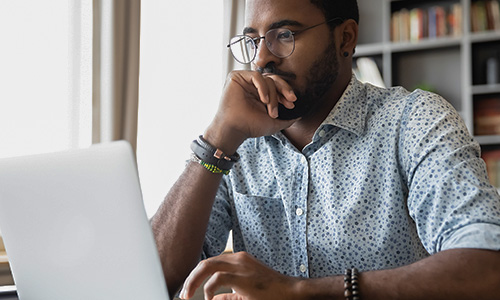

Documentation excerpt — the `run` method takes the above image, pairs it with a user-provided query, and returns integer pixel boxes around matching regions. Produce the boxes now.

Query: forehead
[245,0,325,30]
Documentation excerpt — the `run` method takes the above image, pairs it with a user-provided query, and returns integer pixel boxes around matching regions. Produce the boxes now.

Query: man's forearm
[151,161,223,296]
[296,248,500,300]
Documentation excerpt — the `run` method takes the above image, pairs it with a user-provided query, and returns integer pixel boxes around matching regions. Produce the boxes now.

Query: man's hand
[179,252,301,300]
[204,70,298,155]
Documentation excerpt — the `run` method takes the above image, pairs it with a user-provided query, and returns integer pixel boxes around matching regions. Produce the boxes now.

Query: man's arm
[151,161,224,296]
[179,248,500,300]
[151,70,298,297]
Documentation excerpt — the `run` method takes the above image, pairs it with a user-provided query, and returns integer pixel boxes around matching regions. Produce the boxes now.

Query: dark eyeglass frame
[227,17,344,64]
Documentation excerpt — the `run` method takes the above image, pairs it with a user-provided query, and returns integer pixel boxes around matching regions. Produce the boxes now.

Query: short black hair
[310,0,359,28]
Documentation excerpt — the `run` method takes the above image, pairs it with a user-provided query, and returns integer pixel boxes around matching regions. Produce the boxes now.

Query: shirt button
[299,264,307,273]
[296,208,304,216]
[318,130,325,137]
[300,156,306,164]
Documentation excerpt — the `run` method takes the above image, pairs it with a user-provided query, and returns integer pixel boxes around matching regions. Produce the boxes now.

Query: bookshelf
[355,0,500,186]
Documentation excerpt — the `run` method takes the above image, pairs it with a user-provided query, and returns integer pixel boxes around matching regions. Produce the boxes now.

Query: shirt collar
[321,74,368,137]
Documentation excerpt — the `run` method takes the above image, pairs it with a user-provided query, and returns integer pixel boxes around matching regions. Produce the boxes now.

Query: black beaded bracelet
[190,135,240,170]
[344,268,360,300]
[344,269,352,299]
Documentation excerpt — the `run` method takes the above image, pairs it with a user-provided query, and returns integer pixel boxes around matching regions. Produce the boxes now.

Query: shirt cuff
[440,223,500,251]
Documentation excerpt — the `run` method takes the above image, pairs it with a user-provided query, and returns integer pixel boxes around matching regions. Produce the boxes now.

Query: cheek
[286,63,313,91]
[286,47,326,81]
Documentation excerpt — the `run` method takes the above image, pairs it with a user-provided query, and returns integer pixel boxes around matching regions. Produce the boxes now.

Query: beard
[276,38,340,120]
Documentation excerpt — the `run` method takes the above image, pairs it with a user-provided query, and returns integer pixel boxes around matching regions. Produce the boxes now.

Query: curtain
[93,0,141,153]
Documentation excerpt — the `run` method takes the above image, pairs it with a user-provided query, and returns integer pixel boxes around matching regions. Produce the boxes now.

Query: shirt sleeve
[201,175,233,259]
[400,90,500,254]
[441,223,500,251]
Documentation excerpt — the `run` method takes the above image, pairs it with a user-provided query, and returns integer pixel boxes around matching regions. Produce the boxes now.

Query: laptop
[0,141,169,300]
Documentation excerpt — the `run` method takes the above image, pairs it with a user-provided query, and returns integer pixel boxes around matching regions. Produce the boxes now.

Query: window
[0,0,92,160]
[137,2,224,217]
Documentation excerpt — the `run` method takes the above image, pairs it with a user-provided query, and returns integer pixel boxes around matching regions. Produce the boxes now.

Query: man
[151,0,500,299]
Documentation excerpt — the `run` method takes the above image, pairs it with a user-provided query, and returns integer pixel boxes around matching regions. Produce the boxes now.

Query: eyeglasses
[227,18,344,64]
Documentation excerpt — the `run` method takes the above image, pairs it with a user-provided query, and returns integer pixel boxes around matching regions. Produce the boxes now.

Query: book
[391,11,401,42]
[399,8,411,42]
[472,1,489,32]
[486,0,500,30]
[474,97,500,135]
[436,6,448,37]
[410,8,425,42]
[450,4,463,36]
[428,6,437,38]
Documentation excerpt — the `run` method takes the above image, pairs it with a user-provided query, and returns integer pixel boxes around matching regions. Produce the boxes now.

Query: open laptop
[0,141,169,300]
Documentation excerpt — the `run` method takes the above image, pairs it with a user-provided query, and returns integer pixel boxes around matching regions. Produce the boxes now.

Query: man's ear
[339,19,358,57]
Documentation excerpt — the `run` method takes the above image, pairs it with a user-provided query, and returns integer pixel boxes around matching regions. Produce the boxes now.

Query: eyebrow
[242,19,304,35]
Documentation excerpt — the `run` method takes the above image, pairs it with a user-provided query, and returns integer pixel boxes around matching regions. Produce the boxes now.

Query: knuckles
[232,251,254,264]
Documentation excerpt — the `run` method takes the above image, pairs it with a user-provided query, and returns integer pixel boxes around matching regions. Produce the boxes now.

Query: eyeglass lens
[229,36,257,64]
[229,28,295,64]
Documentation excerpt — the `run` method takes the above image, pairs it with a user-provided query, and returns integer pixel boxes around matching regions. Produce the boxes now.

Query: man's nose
[253,40,280,70]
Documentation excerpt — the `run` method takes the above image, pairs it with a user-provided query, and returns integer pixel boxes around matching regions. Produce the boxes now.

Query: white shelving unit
[355,0,500,144]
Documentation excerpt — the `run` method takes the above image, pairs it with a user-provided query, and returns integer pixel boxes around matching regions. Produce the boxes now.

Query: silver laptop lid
[0,141,169,300]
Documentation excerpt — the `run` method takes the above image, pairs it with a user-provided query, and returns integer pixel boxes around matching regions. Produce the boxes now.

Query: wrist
[293,277,345,300]
[204,123,247,156]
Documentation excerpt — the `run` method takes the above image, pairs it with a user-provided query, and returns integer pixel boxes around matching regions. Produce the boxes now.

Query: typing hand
[179,252,300,300]
[204,70,298,155]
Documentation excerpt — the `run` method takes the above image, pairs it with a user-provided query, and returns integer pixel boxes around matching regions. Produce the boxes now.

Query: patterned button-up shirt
[202,75,500,278]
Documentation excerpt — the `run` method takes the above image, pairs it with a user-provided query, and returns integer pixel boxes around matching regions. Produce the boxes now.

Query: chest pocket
[232,173,282,210]
[230,172,287,232]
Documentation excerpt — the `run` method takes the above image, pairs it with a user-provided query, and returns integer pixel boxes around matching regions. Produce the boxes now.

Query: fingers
[267,75,297,110]
[249,73,296,119]
[180,258,237,299]
[264,77,279,118]
[180,252,295,300]
[204,272,240,300]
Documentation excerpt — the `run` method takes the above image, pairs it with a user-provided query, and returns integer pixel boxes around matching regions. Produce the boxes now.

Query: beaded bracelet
[190,153,230,175]
[344,268,360,300]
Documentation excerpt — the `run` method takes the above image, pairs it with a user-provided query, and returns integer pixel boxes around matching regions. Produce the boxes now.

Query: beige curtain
[223,0,247,75]
[93,0,141,153]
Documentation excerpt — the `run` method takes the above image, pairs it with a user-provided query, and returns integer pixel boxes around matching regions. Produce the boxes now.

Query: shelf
[390,36,462,53]
[470,30,500,43]
[472,84,500,95]
[355,43,386,57]
[475,135,500,145]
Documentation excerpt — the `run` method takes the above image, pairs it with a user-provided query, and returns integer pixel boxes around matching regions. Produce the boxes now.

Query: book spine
[428,6,437,38]
[486,0,500,30]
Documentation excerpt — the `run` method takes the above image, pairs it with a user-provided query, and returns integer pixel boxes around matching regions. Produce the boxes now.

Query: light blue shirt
[202,75,500,278]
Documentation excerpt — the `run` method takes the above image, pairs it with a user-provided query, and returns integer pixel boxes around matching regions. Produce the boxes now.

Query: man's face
[245,0,340,120]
